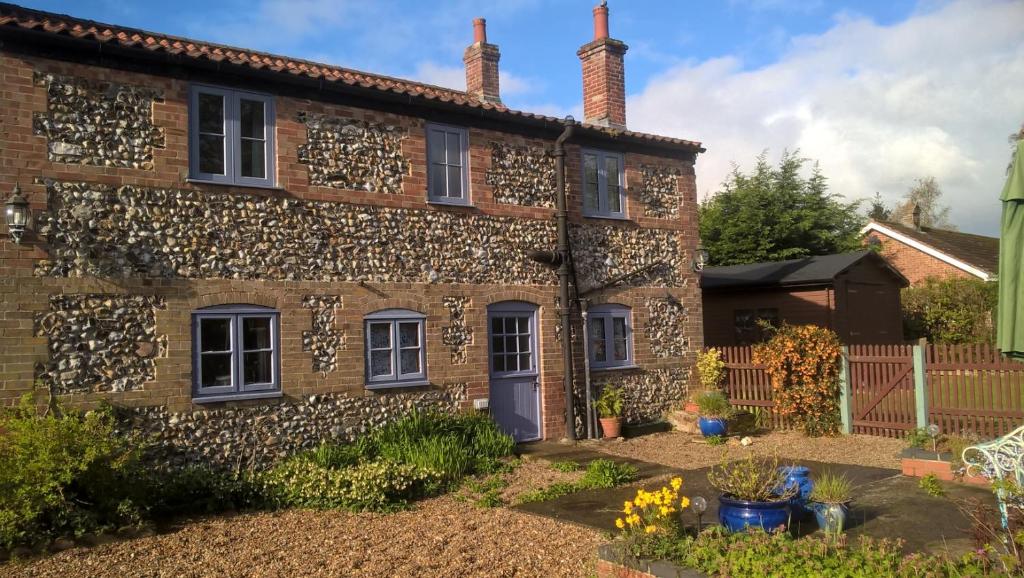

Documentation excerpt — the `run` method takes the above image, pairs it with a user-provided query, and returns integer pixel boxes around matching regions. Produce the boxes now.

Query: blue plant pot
[810,502,849,534]
[717,494,791,533]
[777,466,814,518]
[698,417,728,437]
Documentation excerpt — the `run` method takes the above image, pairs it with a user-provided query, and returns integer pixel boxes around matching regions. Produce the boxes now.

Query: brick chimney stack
[900,203,923,230]
[464,18,501,104]
[577,1,628,129]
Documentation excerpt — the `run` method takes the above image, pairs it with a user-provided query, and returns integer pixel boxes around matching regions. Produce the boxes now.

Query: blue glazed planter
[698,417,728,437]
[810,502,850,534]
[778,466,814,518]
[718,495,791,533]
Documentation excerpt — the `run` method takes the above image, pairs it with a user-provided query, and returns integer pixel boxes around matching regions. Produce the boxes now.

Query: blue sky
[25,0,1024,235]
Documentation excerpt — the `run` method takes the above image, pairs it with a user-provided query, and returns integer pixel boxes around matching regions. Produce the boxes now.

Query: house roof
[0,2,704,154]
[701,251,908,291]
[862,220,999,279]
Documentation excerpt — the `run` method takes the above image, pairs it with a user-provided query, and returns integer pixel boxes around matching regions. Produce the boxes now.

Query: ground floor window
[365,309,428,388]
[192,305,280,400]
[588,304,634,369]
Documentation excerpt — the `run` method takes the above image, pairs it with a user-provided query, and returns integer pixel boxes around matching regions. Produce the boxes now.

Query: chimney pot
[473,17,487,44]
[912,203,922,229]
[593,1,609,40]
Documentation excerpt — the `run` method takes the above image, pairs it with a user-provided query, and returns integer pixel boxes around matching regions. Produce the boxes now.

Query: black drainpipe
[554,119,577,442]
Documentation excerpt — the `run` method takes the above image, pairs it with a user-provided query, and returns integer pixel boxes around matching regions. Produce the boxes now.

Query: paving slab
[513,451,994,556]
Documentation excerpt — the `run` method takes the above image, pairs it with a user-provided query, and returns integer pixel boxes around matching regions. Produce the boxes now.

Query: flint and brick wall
[0,49,703,467]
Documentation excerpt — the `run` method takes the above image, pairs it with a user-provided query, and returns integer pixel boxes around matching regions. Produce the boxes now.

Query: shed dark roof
[0,2,704,153]
[701,251,906,291]
[868,220,999,276]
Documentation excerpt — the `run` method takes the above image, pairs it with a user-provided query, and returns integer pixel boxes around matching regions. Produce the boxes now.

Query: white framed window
[365,309,428,388]
[588,304,634,369]
[581,149,626,218]
[426,123,470,205]
[189,84,276,188]
[192,305,280,402]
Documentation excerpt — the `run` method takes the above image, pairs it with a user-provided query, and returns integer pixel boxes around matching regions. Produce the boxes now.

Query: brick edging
[596,544,707,578]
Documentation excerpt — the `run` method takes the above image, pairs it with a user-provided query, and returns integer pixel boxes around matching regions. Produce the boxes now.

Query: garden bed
[900,448,989,486]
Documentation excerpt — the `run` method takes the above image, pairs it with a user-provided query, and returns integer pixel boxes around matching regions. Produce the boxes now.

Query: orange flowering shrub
[752,324,842,436]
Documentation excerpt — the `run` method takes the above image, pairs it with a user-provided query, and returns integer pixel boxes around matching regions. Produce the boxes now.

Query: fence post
[913,342,928,429]
[839,346,852,435]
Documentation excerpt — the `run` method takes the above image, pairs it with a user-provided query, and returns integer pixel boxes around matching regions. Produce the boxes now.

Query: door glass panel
[243,351,273,384]
[200,352,232,387]
[504,318,517,334]
[505,336,518,354]
[518,335,530,353]
[518,353,531,371]
[505,354,519,372]
[493,355,506,373]
[400,349,420,375]
[492,336,505,353]
[491,318,503,334]
[200,318,231,352]
[399,322,419,347]
[242,317,272,350]
[370,350,392,377]
[369,323,391,349]
[517,317,530,333]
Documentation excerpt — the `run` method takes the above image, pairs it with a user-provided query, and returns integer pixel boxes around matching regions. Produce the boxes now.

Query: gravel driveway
[5,496,602,578]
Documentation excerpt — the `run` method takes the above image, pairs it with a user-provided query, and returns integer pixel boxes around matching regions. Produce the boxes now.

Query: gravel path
[589,430,905,471]
[4,496,602,578]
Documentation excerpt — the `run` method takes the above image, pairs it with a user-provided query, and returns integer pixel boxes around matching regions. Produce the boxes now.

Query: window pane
[492,336,504,353]
[506,354,519,372]
[430,164,447,198]
[242,317,272,350]
[517,317,529,334]
[370,350,392,377]
[239,99,265,139]
[369,323,391,349]
[612,317,627,341]
[399,322,419,347]
[493,354,506,373]
[243,351,273,384]
[240,139,266,179]
[200,352,233,387]
[613,339,628,361]
[428,130,446,163]
[199,134,225,175]
[518,335,530,353]
[491,318,503,335]
[608,183,621,213]
[593,339,607,362]
[445,132,461,164]
[519,353,531,371]
[400,349,421,375]
[446,165,463,199]
[200,318,231,352]
[505,336,518,354]
[198,93,224,134]
[589,317,607,363]
[504,318,517,334]
[605,155,620,187]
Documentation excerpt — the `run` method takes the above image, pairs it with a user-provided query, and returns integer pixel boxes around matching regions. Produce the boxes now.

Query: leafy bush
[550,460,581,473]
[705,435,726,446]
[695,391,731,419]
[595,385,624,418]
[902,277,997,344]
[141,467,261,518]
[517,459,638,504]
[905,427,931,449]
[753,324,843,436]
[707,455,795,503]
[0,397,143,548]
[919,473,946,498]
[695,349,726,392]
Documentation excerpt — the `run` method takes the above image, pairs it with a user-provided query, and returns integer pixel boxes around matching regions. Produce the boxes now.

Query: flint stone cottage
[0,2,704,468]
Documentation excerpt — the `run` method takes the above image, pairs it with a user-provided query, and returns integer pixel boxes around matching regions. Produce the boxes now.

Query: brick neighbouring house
[0,3,705,468]
[861,207,999,285]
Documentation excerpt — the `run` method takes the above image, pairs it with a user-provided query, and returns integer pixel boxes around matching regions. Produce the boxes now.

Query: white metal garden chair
[962,425,1024,529]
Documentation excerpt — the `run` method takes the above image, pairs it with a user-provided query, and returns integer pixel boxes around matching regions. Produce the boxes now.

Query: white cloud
[629,0,1024,235]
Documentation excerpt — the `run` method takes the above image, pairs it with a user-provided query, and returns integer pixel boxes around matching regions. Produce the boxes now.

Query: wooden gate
[847,344,917,437]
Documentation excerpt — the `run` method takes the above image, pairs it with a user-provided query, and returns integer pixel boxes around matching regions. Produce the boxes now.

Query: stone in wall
[441,296,473,364]
[571,224,683,291]
[297,113,408,194]
[638,164,682,218]
[645,297,690,358]
[485,142,556,207]
[119,385,467,470]
[34,294,167,394]
[599,367,690,424]
[32,72,165,169]
[302,295,345,374]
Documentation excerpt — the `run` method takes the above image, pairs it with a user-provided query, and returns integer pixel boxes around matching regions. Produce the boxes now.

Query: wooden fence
[716,343,1024,440]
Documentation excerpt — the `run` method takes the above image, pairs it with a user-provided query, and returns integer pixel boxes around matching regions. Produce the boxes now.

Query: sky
[25,0,1024,235]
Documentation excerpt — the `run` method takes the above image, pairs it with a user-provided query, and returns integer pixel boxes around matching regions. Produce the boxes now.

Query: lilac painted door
[488,302,541,442]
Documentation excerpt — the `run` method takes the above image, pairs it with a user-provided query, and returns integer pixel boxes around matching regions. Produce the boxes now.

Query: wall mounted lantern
[692,247,709,272]
[5,183,29,244]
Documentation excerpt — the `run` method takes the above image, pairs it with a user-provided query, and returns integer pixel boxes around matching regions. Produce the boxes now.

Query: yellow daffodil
[670,477,682,490]
[645,525,657,534]
[680,496,690,509]
[615,518,625,529]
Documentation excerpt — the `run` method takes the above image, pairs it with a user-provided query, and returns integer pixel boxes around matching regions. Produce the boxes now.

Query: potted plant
[689,348,727,413]
[807,471,853,535]
[695,391,732,438]
[595,385,624,439]
[708,454,796,533]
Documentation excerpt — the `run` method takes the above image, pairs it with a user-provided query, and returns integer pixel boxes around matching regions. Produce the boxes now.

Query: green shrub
[708,455,795,503]
[919,473,946,498]
[902,277,997,343]
[142,466,261,518]
[695,391,731,419]
[305,442,364,469]
[580,459,638,489]
[808,471,852,504]
[905,427,931,449]
[595,386,624,418]
[550,460,581,473]
[705,435,726,446]
[517,482,580,504]
[0,397,142,548]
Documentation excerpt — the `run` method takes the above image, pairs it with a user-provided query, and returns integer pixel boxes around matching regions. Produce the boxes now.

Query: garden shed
[701,251,908,346]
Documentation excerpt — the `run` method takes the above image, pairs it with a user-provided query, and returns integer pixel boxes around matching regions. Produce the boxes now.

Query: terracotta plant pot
[684,401,699,413]
[599,417,622,439]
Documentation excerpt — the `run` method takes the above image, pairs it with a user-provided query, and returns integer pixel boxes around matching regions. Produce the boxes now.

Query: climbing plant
[752,324,843,436]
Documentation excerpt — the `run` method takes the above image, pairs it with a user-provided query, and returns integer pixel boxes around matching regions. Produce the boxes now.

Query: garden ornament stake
[692,495,707,532]
[927,423,941,458]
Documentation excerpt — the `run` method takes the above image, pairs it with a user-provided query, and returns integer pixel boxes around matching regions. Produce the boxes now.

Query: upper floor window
[426,123,469,205]
[582,149,625,218]
[588,304,634,369]
[189,85,276,188]
[365,309,428,388]
[192,305,280,402]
